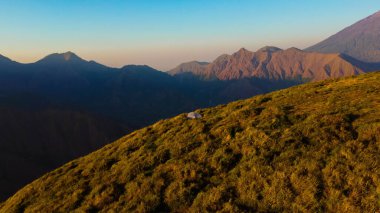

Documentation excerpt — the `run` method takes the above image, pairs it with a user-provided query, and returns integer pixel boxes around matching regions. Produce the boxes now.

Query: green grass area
[1,72,380,212]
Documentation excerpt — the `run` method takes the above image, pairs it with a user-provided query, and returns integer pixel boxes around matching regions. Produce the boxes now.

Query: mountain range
[1,10,380,202]
[169,47,365,81]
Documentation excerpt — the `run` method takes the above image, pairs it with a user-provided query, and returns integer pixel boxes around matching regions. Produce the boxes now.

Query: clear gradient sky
[0,0,379,70]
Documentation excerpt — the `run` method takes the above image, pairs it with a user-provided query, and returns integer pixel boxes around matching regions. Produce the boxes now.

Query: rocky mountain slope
[2,71,379,212]
[306,11,380,63]
[169,47,364,81]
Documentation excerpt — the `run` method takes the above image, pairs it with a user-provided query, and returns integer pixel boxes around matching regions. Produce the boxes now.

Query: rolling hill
[306,10,380,64]
[169,47,364,81]
[2,71,379,212]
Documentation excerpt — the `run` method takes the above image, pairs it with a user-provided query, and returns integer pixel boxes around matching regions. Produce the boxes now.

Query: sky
[0,0,379,70]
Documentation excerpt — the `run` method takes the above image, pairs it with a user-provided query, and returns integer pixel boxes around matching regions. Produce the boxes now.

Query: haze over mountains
[1,9,380,203]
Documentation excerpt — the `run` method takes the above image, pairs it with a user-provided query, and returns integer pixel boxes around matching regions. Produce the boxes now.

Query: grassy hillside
[1,72,380,212]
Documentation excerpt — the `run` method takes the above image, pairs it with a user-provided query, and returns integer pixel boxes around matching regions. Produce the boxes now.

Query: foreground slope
[2,72,380,212]
[169,47,364,81]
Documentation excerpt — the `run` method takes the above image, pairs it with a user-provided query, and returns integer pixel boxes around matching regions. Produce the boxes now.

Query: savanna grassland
[1,72,379,212]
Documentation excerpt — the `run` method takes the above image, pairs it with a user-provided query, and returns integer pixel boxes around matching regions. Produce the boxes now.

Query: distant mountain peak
[121,64,152,69]
[37,51,86,64]
[257,46,282,53]
[237,47,249,52]
[306,10,380,62]
[286,47,302,52]
[62,51,78,61]
[234,48,254,58]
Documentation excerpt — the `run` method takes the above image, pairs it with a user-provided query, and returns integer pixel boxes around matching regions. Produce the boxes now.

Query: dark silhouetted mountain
[306,11,380,64]
[2,72,379,212]
[36,51,85,64]
[33,51,110,70]
[170,47,364,81]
